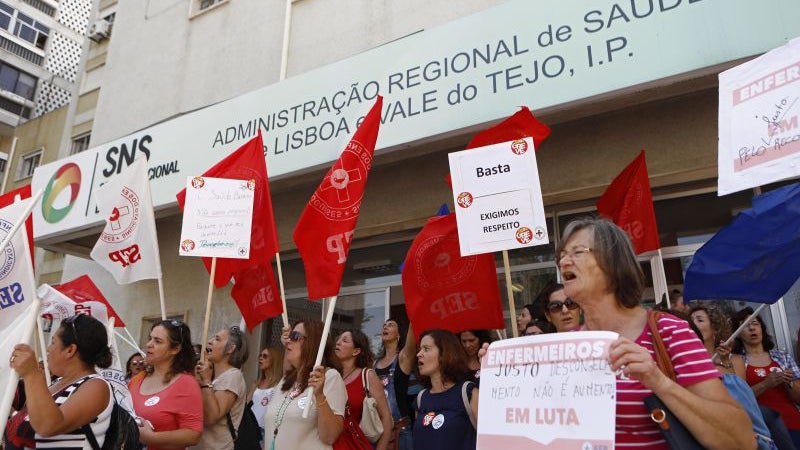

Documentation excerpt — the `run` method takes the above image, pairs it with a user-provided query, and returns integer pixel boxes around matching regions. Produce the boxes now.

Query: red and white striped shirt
[615,314,719,448]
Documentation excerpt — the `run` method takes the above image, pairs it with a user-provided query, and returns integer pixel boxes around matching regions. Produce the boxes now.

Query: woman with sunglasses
[129,319,202,450]
[264,319,346,450]
[537,282,580,333]
[557,217,754,449]
[250,346,283,447]
[6,314,114,449]
[333,329,393,450]
[195,325,248,450]
[125,353,146,382]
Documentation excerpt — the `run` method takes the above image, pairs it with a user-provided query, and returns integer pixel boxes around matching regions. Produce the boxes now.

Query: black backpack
[226,400,261,450]
[83,386,140,450]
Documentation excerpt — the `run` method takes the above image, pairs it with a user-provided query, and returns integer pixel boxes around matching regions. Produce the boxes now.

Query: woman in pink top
[557,217,754,449]
[129,319,203,450]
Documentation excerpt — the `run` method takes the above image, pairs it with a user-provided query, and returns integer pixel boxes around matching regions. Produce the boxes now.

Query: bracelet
[316,397,328,409]
[201,384,213,389]
[715,362,733,369]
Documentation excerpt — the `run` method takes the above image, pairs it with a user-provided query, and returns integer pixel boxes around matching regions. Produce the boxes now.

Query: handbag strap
[361,368,371,397]
[461,381,477,429]
[647,310,677,382]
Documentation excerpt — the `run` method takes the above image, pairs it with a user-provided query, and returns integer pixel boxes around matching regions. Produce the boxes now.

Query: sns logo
[108,244,141,268]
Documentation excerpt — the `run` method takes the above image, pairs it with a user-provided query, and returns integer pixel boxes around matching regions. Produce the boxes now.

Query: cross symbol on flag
[238,247,247,256]
[321,167,362,203]
[535,228,545,239]
[108,206,130,231]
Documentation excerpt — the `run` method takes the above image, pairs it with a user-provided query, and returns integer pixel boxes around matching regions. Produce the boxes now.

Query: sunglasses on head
[163,319,185,345]
[546,298,579,313]
[289,330,306,342]
[63,314,83,342]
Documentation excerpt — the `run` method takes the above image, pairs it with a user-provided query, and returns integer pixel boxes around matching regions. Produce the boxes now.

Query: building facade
[22,0,800,375]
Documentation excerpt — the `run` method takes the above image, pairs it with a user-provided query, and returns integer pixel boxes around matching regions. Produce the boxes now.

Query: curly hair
[688,305,731,347]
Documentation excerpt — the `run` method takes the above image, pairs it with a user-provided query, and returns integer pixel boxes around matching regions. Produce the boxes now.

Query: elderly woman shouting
[558,217,755,449]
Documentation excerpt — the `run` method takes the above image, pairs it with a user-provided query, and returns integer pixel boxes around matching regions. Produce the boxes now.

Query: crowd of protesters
[6,217,800,450]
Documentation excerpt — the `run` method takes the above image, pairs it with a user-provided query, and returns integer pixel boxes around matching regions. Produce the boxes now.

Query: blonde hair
[257,346,283,388]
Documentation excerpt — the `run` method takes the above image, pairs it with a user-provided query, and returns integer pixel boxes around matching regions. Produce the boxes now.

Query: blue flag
[684,182,800,304]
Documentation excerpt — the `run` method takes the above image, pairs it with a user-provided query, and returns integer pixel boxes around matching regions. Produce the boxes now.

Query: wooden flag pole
[200,257,218,362]
[301,295,338,419]
[275,252,289,327]
[157,276,167,320]
[711,303,770,362]
[36,315,50,382]
[502,250,519,338]
[0,297,40,439]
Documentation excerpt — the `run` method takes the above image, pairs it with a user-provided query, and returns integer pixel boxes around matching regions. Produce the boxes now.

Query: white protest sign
[718,37,800,196]
[449,137,548,256]
[178,176,255,258]
[478,331,618,450]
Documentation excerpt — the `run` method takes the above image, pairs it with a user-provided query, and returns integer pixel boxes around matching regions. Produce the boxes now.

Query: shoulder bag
[359,368,384,443]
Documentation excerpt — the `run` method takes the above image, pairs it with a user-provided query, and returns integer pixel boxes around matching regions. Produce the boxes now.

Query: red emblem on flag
[456,192,473,208]
[510,139,528,155]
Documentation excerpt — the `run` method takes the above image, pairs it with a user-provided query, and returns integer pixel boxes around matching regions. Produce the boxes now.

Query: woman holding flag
[129,319,202,449]
[264,319,346,450]
[557,217,755,449]
[5,314,114,448]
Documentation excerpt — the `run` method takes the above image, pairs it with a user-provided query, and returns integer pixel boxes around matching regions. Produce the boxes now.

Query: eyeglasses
[63,314,81,343]
[559,246,593,261]
[289,331,306,342]
[546,298,580,313]
[258,353,270,359]
[163,319,185,346]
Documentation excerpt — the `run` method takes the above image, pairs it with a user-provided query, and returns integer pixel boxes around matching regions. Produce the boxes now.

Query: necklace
[271,383,302,450]
[342,366,359,382]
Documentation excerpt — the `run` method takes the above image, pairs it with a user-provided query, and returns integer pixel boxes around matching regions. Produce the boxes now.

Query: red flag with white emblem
[293,96,383,300]
[230,264,283,331]
[596,150,660,254]
[90,157,161,284]
[402,213,504,338]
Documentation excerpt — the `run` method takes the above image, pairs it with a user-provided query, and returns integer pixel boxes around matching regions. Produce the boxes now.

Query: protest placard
[178,176,255,259]
[449,137,548,256]
[718,37,800,195]
[478,331,618,450]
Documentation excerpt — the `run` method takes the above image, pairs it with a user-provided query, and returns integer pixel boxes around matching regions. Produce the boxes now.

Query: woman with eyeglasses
[264,319,346,450]
[5,314,114,449]
[126,352,146,382]
[732,307,800,448]
[195,325,248,450]
[250,346,283,447]
[557,217,755,449]
[537,282,580,333]
[333,329,393,450]
[457,329,492,378]
[129,319,202,450]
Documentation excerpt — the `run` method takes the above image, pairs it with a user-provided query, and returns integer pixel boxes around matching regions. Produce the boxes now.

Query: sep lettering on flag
[596,150,660,254]
[0,197,39,437]
[402,213,505,338]
[90,157,161,283]
[293,96,383,300]
[176,131,283,328]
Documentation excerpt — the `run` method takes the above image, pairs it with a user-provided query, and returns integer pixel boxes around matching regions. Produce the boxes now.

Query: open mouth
[562,271,576,281]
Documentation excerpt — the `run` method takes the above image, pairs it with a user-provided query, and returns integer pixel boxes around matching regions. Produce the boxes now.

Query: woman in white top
[250,345,283,446]
[263,319,346,450]
[195,325,248,450]
[6,314,113,449]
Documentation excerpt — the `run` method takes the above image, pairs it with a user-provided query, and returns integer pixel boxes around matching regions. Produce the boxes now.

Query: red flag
[446,106,550,186]
[293,96,383,300]
[231,264,283,331]
[0,185,33,266]
[402,213,505,338]
[176,131,282,327]
[55,275,125,327]
[596,150,660,254]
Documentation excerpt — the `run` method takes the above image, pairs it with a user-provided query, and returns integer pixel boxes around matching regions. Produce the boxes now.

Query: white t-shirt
[251,386,275,432]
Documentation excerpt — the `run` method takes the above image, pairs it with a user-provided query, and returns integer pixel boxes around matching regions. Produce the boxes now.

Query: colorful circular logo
[181,239,195,252]
[515,226,533,244]
[191,176,205,189]
[0,219,16,281]
[510,139,529,155]
[42,163,81,224]
[456,192,473,208]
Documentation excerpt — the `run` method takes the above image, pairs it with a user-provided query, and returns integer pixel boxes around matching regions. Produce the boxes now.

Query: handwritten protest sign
[449,137,548,256]
[478,331,618,450]
[178,176,255,258]
[718,37,800,195]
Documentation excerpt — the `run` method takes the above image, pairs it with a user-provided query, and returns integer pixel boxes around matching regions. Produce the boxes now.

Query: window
[190,0,229,17]
[13,12,48,49]
[70,133,91,155]
[17,149,41,180]
[0,2,12,30]
[0,62,37,100]
[0,157,6,173]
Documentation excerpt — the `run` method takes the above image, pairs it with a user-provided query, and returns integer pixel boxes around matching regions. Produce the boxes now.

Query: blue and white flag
[0,197,41,438]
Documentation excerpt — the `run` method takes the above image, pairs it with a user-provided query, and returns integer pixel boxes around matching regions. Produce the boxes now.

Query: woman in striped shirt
[6,314,113,449]
[557,217,755,449]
